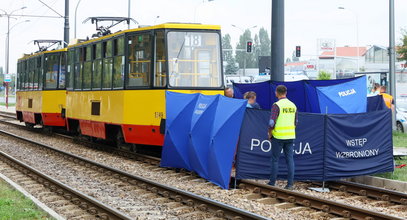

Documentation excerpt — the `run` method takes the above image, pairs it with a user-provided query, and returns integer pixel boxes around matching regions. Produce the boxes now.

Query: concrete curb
[347,175,407,192]
[0,173,65,220]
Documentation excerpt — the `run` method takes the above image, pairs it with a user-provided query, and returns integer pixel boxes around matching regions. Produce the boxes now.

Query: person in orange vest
[380,86,394,111]
[268,85,297,190]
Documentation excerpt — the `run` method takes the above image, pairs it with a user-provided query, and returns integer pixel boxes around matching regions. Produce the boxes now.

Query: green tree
[317,71,331,80]
[254,34,260,67]
[258,27,271,56]
[222,34,233,61]
[397,30,407,65]
[222,34,238,75]
[235,29,256,69]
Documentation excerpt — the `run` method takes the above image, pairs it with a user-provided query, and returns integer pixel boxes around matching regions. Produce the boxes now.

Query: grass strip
[0,179,50,219]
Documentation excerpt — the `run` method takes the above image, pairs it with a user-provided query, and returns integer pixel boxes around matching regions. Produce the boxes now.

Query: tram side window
[102,41,113,89]
[16,62,20,90]
[25,59,30,90]
[59,53,66,89]
[28,59,34,90]
[25,60,30,90]
[23,61,28,90]
[44,54,60,89]
[92,43,102,89]
[37,57,43,90]
[74,48,82,90]
[33,58,39,90]
[18,62,21,90]
[127,34,151,87]
[21,61,26,90]
[113,37,124,89]
[154,31,167,87]
[16,63,19,90]
[83,45,92,90]
[67,49,74,90]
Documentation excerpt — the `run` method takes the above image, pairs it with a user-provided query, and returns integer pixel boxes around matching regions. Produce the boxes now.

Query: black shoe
[267,182,275,186]
[284,185,294,190]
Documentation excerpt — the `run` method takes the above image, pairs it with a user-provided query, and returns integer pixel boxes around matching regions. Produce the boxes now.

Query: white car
[252,72,310,83]
[396,101,407,133]
[285,71,309,82]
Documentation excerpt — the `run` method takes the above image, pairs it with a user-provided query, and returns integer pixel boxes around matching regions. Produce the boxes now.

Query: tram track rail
[1,111,407,219]
[0,112,16,119]
[316,181,407,205]
[237,179,404,220]
[0,150,132,220]
[0,112,161,165]
[0,128,266,220]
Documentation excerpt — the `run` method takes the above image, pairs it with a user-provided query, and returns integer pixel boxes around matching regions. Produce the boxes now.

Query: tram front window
[167,31,222,88]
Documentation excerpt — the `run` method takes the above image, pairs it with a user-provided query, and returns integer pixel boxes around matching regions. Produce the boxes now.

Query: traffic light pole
[5,82,8,109]
[271,0,284,81]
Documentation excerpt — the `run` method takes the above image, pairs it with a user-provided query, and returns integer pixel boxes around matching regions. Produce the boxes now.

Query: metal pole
[6,15,10,74]
[389,0,396,130]
[64,0,70,47]
[128,0,131,29]
[271,0,284,81]
[333,41,336,79]
[74,0,82,38]
[6,15,10,109]
[356,13,360,71]
[243,58,246,76]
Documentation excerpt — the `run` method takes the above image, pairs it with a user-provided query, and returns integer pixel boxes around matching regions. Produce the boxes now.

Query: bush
[317,71,331,80]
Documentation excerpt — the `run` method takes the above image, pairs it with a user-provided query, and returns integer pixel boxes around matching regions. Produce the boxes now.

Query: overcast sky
[1,0,407,73]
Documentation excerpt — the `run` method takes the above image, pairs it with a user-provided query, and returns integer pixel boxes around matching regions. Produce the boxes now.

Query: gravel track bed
[0,136,210,220]
[0,123,310,220]
[2,122,404,219]
[0,158,94,219]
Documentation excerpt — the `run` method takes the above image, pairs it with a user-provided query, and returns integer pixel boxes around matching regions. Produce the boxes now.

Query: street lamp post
[0,6,27,108]
[231,24,257,77]
[338,7,360,72]
[74,0,82,38]
[389,0,396,130]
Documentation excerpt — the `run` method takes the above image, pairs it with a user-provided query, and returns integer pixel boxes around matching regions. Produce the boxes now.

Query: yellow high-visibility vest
[381,93,393,109]
[272,98,297,140]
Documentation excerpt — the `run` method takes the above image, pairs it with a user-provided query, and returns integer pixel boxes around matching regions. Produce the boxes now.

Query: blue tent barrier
[161,91,247,189]
[233,76,367,113]
[235,108,394,181]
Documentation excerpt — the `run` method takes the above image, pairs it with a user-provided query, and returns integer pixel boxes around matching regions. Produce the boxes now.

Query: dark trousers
[269,138,295,186]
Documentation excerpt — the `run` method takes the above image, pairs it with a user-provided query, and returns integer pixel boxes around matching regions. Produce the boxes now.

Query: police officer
[268,85,297,190]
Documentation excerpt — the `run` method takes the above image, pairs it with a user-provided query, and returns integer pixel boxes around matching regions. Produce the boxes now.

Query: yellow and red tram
[16,48,67,127]
[17,23,225,148]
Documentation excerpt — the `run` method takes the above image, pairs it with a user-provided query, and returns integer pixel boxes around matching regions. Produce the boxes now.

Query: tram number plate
[185,34,202,47]
[154,112,164,118]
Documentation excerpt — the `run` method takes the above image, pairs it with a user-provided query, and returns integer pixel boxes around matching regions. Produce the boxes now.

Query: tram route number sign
[4,74,11,83]
[185,34,202,47]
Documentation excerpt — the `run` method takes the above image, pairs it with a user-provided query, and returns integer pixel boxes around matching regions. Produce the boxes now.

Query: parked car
[224,76,252,86]
[396,101,407,133]
[285,71,309,82]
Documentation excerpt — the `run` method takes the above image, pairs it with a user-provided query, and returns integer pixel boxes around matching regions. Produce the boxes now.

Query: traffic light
[246,41,253,53]
[295,46,301,57]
